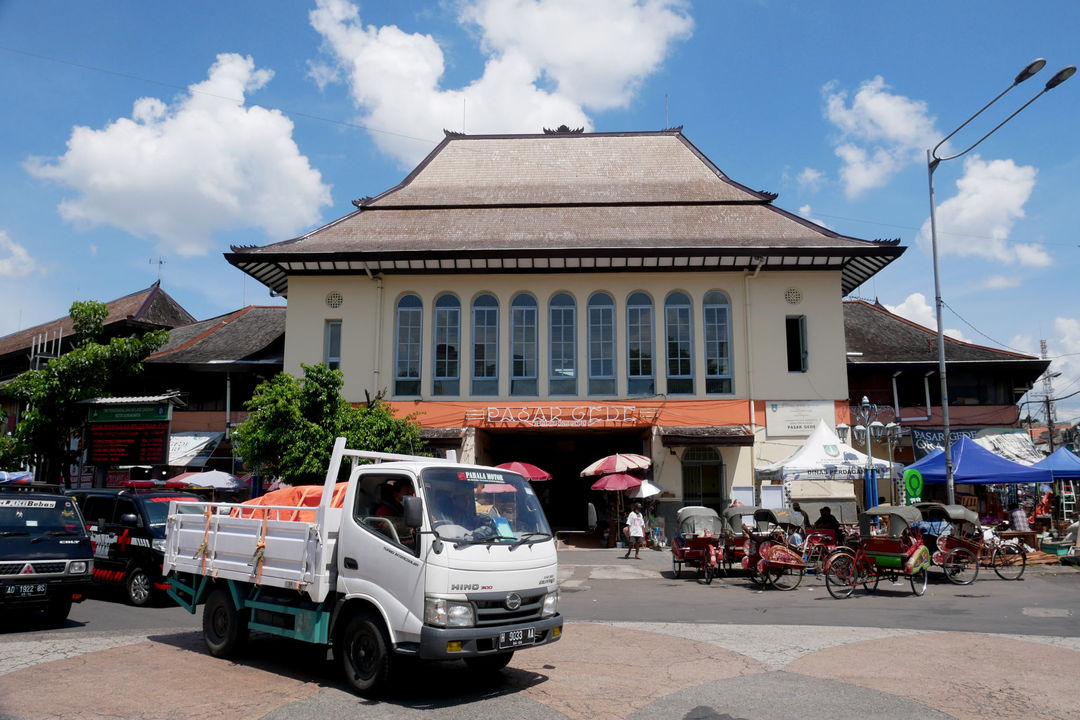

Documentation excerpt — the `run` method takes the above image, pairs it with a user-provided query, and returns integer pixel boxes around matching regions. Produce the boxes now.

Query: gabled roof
[147,306,285,366]
[844,299,1046,365]
[0,282,195,359]
[227,129,904,296]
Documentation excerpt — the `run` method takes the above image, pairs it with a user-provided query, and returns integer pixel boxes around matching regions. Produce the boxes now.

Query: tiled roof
[227,130,903,296]
[844,299,1043,363]
[148,306,285,365]
[0,282,195,358]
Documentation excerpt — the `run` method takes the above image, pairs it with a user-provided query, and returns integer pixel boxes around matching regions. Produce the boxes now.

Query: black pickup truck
[1,483,93,624]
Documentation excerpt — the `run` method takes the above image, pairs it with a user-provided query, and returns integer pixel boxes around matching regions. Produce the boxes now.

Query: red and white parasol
[580,453,652,477]
[589,473,643,491]
[494,461,553,481]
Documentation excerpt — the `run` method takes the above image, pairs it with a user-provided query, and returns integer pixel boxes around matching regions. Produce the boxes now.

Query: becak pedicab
[916,502,1026,583]
[671,506,725,584]
[720,505,760,571]
[824,505,931,599]
[741,507,807,590]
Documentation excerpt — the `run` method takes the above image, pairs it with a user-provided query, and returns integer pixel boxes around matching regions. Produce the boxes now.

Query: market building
[226,127,904,529]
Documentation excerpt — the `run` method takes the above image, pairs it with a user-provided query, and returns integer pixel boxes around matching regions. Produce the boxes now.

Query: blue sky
[1,1,1078,420]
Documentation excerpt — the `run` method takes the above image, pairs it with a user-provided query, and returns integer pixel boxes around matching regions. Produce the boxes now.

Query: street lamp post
[927,59,1075,504]
[852,396,883,510]
[884,422,902,503]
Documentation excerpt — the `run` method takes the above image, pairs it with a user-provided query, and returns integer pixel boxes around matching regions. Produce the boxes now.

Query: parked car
[1,483,93,624]
[67,486,200,606]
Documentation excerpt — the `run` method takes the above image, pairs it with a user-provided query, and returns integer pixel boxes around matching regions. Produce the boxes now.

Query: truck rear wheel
[464,651,513,672]
[338,612,392,696]
[203,588,248,658]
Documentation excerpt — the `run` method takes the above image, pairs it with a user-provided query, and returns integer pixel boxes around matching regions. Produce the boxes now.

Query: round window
[326,291,343,309]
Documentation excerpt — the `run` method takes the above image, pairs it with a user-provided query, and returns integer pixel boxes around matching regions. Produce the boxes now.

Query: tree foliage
[231,363,426,484]
[7,301,168,483]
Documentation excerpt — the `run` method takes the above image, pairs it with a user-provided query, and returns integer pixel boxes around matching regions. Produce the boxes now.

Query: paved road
[2,548,1078,720]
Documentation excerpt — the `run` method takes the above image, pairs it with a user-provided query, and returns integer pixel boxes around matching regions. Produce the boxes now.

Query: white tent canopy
[756,419,897,484]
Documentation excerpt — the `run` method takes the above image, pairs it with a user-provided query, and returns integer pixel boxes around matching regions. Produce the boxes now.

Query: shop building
[226,128,904,528]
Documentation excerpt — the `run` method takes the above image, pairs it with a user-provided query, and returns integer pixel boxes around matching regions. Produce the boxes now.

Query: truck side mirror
[120,513,140,527]
[403,495,423,529]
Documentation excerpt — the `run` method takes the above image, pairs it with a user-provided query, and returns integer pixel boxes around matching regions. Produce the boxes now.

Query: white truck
[163,438,562,695]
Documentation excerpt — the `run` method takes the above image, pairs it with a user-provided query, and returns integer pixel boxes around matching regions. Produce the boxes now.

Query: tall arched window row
[665,291,693,394]
[471,293,499,395]
[394,294,423,396]
[433,294,460,396]
[587,293,615,395]
[703,290,733,394]
[549,292,577,395]
[511,293,538,396]
[626,291,654,395]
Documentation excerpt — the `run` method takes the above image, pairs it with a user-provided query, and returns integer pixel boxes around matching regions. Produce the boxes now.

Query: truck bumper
[0,576,93,611]
[417,614,563,660]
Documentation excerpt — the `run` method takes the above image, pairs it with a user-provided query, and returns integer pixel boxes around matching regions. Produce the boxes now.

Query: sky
[1,0,1078,422]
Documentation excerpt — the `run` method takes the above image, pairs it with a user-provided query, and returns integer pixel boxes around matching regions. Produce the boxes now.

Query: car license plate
[4,583,47,598]
[498,627,535,649]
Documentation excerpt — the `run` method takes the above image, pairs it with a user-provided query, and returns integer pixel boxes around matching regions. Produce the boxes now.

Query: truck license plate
[498,627,535,649]
[4,583,47,598]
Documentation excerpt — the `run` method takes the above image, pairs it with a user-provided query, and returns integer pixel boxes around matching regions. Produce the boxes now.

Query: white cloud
[309,0,693,167]
[916,155,1046,267]
[796,167,824,192]
[884,292,967,342]
[0,230,37,279]
[823,76,937,199]
[25,54,332,256]
[982,274,1021,290]
[797,204,829,229]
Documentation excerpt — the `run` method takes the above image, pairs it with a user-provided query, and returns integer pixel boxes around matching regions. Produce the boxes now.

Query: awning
[659,425,754,447]
[169,432,224,468]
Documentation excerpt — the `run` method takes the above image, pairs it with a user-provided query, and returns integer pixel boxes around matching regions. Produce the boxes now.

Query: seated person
[814,506,844,544]
[375,479,414,518]
[1007,503,1031,532]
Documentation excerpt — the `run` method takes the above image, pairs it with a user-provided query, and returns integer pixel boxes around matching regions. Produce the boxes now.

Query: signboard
[909,426,1036,461]
[904,469,924,505]
[87,404,171,423]
[765,400,835,437]
[86,421,170,465]
[471,405,647,428]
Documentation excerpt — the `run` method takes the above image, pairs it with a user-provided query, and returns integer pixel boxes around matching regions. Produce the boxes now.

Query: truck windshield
[420,468,552,545]
[0,497,86,536]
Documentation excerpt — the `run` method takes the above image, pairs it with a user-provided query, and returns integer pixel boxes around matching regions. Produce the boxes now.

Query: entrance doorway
[681,446,725,513]
[480,429,649,531]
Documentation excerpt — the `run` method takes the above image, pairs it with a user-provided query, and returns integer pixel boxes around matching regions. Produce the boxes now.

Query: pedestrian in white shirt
[624,502,646,559]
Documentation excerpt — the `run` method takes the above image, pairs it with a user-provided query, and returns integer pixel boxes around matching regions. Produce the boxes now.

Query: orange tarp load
[232,482,349,522]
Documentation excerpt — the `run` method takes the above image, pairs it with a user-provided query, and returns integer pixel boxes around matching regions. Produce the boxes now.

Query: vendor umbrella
[590,473,643,491]
[629,480,662,499]
[495,461,553,481]
[168,469,245,491]
[580,453,651,477]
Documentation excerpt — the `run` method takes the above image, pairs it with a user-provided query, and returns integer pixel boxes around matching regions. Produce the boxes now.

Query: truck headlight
[541,590,559,618]
[68,561,88,575]
[152,539,167,553]
[424,598,475,628]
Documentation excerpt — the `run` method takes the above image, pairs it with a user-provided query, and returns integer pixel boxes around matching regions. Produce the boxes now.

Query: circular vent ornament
[325,291,343,309]
[784,288,803,305]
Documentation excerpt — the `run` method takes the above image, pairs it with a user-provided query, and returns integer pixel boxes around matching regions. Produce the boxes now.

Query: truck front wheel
[42,596,72,626]
[464,651,513,672]
[203,588,248,658]
[337,613,391,696]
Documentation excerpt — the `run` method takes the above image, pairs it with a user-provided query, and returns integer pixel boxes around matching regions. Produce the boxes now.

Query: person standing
[624,502,646,559]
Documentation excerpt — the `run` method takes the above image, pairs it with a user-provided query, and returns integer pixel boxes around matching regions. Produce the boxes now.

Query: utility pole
[1042,340,1055,452]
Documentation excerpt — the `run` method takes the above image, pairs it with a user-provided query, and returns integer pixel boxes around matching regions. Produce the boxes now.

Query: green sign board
[87,404,171,423]
[904,468,923,505]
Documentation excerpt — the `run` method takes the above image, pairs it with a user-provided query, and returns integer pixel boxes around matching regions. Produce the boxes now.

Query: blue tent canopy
[905,436,1052,485]
[1032,447,1080,479]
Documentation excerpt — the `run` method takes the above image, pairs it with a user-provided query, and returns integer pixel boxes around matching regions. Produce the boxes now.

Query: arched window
[665,291,693,394]
[394,294,422,396]
[433,294,460,396]
[626,291,654,395]
[511,293,538,396]
[471,293,499,396]
[549,293,576,395]
[703,291,732,394]
[587,293,615,395]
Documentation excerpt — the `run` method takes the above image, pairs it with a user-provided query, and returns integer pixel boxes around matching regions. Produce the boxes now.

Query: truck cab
[1,484,93,625]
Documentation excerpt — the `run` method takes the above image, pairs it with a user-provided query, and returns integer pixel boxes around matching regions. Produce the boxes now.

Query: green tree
[7,301,168,484]
[231,363,426,484]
